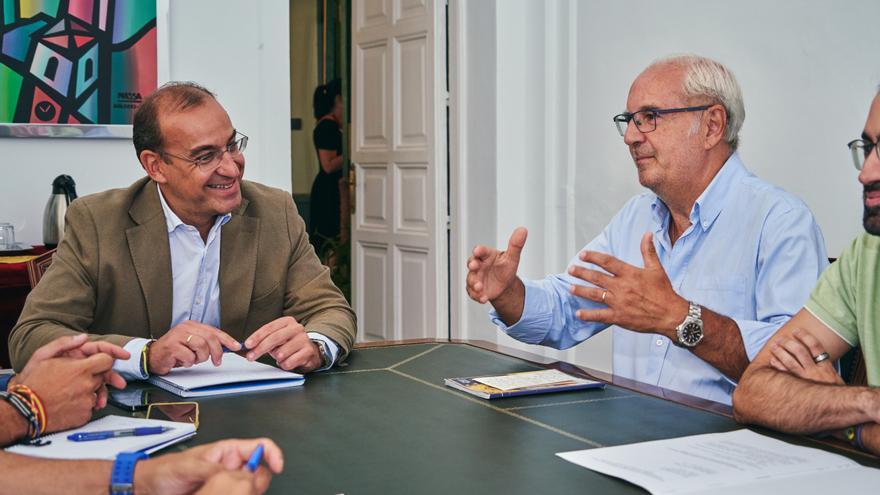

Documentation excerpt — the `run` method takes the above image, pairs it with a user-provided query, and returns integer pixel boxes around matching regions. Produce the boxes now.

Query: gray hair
[651,55,745,150]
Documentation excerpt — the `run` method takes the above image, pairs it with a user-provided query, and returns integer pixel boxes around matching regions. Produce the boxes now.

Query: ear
[703,104,728,150]
[140,150,169,184]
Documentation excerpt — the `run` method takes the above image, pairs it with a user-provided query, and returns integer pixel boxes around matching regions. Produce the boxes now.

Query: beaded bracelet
[0,390,40,438]
[9,385,47,436]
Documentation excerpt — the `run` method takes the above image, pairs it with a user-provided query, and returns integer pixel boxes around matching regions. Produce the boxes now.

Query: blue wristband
[110,451,149,495]
[0,373,13,391]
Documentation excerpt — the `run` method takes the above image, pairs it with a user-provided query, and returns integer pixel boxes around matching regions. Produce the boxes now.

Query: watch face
[681,322,702,345]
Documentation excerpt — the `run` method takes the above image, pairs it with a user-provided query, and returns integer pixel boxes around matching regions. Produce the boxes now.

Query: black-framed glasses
[612,105,711,136]
[847,138,879,171]
[160,131,248,173]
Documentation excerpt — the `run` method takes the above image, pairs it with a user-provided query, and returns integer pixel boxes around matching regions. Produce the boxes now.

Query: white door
[351,0,447,342]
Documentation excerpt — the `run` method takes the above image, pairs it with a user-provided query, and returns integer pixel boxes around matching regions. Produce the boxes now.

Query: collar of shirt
[649,152,747,238]
[157,186,232,235]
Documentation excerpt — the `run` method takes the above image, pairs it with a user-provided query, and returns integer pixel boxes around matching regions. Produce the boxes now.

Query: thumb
[640,232,661,269]
[30,333,89,362]
[505,227,528,263]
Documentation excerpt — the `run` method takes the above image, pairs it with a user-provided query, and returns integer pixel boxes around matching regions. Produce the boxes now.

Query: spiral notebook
[147,353,305,398]
[4,414,196,460]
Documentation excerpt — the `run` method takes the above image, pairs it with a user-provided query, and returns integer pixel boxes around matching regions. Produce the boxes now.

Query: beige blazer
[9,177,356,370]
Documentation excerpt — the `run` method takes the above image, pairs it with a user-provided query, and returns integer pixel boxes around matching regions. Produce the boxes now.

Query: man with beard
[466,54,828,405]
[733,87,880,455]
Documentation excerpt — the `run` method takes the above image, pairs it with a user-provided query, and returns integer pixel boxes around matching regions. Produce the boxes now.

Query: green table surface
[113,342,880,494]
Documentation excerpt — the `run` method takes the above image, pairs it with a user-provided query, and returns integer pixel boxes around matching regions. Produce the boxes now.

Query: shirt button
[655,338,664,346]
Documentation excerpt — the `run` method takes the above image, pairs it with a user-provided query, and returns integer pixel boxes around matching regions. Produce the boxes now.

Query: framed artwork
[0,0,169,138]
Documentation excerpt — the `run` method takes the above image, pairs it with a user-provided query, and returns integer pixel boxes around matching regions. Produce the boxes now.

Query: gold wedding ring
[601,291,607,302]
[185,335,193,344]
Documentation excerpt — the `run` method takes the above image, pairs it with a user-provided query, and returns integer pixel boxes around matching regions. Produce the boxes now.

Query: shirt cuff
[114,338,153,381]
[307,332,340,371]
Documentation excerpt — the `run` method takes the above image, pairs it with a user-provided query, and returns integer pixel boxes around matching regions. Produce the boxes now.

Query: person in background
[309,78,345,258]
[466,54,828,405]
[0,335,283,495]
[733,86,880,456]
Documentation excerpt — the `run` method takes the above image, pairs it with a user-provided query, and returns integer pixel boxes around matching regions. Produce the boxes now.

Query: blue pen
[68,426,170,442]
[246,444,264,472]
[222,341,247,353]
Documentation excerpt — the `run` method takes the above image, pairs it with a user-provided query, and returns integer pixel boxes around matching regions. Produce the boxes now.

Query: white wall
[0,0,291,246]
[453,0,880,374]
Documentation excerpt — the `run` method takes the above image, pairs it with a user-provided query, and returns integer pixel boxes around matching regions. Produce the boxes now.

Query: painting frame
[0,0,170,139]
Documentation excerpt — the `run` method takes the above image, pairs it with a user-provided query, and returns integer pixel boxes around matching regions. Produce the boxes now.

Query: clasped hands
[149,316,323,375]
[767,328,843,385]
[11,333,129,433]
[467,227,688,336]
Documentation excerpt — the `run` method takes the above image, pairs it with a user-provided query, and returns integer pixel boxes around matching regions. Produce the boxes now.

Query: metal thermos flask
[43,175,78,248]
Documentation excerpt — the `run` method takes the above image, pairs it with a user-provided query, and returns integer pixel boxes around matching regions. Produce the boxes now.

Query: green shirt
[806,233,880,386]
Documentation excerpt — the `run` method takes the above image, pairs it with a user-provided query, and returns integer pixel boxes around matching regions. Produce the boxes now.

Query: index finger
[82,352,116,375]
[578,250,635,276]
[30,333,89,362]
[184,321,242,349]
[471,244,496,261]
[244,318,290,351]
[201,438,285,474]
[76,341,131,361]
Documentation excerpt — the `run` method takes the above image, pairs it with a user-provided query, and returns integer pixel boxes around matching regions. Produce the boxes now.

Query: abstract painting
[0,0,157,136]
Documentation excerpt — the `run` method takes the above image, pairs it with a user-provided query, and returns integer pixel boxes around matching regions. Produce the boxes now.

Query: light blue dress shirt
[114,187,338,380]
[491,154,828,404]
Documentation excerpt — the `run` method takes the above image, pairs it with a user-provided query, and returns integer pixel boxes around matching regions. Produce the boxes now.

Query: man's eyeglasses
[160,131,248,173]
[847,138,879,171]
[612,106,711,136]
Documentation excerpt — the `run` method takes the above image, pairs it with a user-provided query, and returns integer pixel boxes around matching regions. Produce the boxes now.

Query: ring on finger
[185,335,193,344]
[601,290,607,303]
[813,352,830,364]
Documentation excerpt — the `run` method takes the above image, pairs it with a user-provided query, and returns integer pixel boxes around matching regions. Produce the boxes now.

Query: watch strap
[675,301,703,347]
[110,451,149,495]
[311,339,332,370]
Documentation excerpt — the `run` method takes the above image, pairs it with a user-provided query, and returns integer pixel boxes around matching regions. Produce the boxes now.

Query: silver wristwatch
[674,301,704,348]
[311,339,333,369]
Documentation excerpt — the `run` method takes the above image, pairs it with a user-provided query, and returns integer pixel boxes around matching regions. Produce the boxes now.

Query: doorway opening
[289,0,352,301]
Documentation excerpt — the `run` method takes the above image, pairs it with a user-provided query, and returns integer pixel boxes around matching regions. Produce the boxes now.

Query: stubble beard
[865,182,880,236]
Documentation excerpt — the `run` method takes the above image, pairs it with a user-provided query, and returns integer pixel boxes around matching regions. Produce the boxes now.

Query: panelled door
[351,0,447,342]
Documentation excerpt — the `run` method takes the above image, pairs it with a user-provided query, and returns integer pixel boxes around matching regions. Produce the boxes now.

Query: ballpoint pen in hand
[67,426,171,442]
[246,444,264,472]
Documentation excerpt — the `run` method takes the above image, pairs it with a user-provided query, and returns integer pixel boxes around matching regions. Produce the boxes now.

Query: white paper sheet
[557,429,880,495]
[148,353,303,393]
[473,369,584,391]
[5,415,196,460]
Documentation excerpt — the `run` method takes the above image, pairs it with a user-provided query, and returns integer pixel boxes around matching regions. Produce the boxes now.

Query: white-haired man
[466,55,828,404]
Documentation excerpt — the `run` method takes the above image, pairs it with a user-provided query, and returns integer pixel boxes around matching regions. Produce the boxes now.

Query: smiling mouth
[207,183,234,190]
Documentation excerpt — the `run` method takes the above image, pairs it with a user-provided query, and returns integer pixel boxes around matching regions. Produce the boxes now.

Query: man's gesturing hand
[149,321,242,375]
[466,227,527,304]
[568,232,688,334]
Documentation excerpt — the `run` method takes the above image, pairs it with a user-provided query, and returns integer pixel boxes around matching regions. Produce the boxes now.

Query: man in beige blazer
[9,82,356,380]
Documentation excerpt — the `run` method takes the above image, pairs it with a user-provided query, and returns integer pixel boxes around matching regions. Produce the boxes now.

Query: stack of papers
[148,353,304,398]
[5,415,195,460]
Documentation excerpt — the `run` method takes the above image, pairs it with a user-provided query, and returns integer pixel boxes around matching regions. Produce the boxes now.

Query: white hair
[651,54,746,150]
